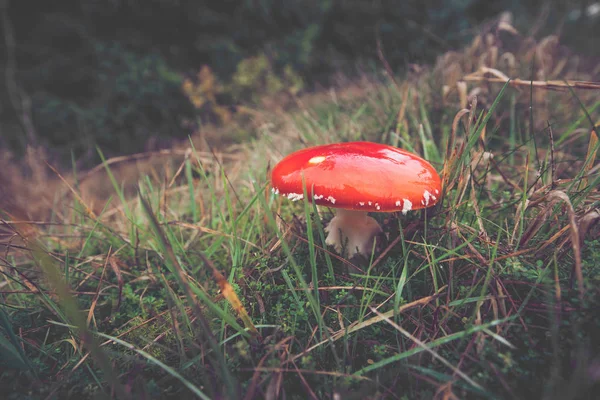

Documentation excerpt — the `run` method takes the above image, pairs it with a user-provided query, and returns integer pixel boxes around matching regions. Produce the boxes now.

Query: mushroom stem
[324,209,383,257]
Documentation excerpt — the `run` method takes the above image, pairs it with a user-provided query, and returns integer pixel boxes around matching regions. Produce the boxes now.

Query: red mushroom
[270,141,442,257]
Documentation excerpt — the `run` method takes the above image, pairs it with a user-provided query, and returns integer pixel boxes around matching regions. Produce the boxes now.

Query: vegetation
[1,0,599,166]
[1,10,600,400]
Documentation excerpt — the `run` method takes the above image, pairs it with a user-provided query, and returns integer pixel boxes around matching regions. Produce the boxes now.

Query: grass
[1,21,600,399]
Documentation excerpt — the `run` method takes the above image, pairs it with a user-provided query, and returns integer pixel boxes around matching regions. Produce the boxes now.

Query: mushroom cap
[271,141,442,212]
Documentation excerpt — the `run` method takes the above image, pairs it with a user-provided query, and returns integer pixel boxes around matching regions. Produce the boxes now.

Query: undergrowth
[1,17,600,400]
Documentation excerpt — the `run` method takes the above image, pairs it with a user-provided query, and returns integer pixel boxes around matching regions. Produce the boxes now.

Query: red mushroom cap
[270,141,442,212]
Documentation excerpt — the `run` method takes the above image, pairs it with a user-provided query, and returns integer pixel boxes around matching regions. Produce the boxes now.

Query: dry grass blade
[368,306,484,391]
[534,225,570,255]
[519,203,551,248]
[442,108,470,193]
[167,148,191,188]
[242,367,369,380]
[579,209,600,242]
[45,162,97,220]
[463,68,600,91]
[86,249,110,327]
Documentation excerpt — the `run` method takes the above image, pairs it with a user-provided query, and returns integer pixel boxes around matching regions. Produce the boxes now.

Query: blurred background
[0,0,598,169]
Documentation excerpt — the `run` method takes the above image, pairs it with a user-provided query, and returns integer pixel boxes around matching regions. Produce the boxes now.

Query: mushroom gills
[324,209,383,257]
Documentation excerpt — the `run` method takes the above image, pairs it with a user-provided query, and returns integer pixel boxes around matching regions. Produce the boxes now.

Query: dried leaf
[197,251,259,336]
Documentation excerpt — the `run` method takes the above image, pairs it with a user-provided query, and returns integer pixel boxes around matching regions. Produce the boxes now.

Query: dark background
[1,0,598,167]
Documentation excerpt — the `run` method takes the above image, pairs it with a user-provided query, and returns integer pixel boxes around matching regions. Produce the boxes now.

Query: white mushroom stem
[324,209,383,257]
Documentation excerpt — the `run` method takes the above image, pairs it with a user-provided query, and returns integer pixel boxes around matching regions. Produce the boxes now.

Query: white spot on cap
[326,196,336,204]
[375,203,381,210]
[314,194,324,200]
[368,201,372,206]
[402,199,412,215]
[272,187,280,195]
[423,190,432,206]
[359,202,365,206]
[395,200,401,207]
[287,193,303,201]
[308,156,326,164]
[435,189,439,195]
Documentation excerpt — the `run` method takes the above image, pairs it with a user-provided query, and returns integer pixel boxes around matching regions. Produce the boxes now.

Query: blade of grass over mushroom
[309,197,335,283]
[301,178,320,315]
[137,192,239,397]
